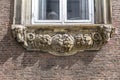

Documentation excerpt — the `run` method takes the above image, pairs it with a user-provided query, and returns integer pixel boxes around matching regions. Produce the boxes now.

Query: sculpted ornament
[75,34,93,47]
[100,25,115,42]
[26,33,52,49]
[36,34,52,46]
[83,34,93,46]
[52,34,74,53]
[27,33,36,41]
[92,32,102,41]
[12,25,28,47]
[12,25,114,56]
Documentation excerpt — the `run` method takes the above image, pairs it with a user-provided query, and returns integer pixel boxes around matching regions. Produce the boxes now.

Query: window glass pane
[38,0,59,20]
[67,0,89,20]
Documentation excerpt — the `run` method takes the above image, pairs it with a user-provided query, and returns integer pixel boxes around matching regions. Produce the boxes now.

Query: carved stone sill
[11,24,114,56]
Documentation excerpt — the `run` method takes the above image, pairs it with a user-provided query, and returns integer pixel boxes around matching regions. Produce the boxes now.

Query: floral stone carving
[12,25,115,56]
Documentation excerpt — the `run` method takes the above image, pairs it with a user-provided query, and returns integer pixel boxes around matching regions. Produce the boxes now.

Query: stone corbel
[12,25,115,56]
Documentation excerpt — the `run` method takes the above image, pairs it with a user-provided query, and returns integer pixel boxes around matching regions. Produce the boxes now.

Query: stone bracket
[11,25,115,56]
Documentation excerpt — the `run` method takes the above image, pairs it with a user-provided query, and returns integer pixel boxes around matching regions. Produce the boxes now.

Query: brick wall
[0,0,120,80]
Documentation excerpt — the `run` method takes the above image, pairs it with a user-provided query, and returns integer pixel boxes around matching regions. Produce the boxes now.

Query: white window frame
[32,0,94,24]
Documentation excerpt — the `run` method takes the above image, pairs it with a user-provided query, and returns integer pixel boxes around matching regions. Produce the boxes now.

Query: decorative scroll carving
[12,25,114,56]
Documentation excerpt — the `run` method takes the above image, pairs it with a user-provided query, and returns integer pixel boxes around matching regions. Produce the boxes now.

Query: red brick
[0,0,120,80]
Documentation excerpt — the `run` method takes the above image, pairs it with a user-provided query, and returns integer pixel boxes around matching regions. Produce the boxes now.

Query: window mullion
[103,0,107,24]
[87,0,93,23]
[90,0,94,23]
[60,0,62,23]
[61,0,67,24]
[90,0,93,22]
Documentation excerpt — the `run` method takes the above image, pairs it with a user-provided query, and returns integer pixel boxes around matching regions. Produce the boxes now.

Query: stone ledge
[11,24,115,56]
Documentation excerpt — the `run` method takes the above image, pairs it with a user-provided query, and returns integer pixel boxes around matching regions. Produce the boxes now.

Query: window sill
[11,24,115,56]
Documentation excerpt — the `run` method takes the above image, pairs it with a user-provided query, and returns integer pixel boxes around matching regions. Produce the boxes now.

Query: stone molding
[12,25,114,56]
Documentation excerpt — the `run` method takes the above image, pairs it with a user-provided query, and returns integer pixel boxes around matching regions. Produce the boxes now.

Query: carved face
[52,34,74,53]
[102,25,113,42]
[15,27,25,42]
[38,34,52,45]
[75,34,85,46]
[84,34,93,45]
[75,34,93,46]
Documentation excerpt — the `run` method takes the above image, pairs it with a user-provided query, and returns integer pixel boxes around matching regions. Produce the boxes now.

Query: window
[12,0,114,56]
[13,0,112,25]
[32,0,94,24]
